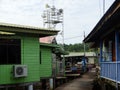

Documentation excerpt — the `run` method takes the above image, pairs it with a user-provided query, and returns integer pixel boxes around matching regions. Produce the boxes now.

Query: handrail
[100,61,120,64]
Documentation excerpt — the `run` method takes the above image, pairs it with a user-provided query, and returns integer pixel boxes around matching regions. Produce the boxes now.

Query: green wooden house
[53,46,69,88]
[54,46,67,77]
[39,37,67,78]
[39,43,58,89]
[39,41,68,89]
[40,43,54,78]
[0,23,58,90]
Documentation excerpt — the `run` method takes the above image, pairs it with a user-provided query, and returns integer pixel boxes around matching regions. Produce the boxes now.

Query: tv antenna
[42,3,63,30]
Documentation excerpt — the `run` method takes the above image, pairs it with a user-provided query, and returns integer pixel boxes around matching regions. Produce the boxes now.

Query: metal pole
[83,31,86,72]
[103,0,105,14]
[62,11,65,76]
[84,31,86,57]
[52,0,55,6]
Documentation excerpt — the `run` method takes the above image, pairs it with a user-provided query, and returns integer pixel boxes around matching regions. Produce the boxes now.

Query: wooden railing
[101,62,120,82]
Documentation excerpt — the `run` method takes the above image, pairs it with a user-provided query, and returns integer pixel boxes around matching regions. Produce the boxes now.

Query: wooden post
[115,31,119,90]
[100,40,103,77]
[100,40,103,63]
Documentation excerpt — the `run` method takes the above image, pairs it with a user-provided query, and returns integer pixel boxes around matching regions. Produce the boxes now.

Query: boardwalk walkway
[55,68,96,90]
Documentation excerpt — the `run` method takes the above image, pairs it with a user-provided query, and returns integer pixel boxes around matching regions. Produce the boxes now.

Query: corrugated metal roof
[0,22,56,31]
[0,22,59,37]
[40,36,55,43]
[65,52,96,57]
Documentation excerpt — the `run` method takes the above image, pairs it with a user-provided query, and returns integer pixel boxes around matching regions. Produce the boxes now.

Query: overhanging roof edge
[0,22,59,36]
[84,0,120,43]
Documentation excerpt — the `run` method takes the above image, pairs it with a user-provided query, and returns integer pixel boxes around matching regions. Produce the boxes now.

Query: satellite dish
[59,9,63,14]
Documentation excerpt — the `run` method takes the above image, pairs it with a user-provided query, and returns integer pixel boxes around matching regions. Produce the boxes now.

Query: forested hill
[62,43,93,52]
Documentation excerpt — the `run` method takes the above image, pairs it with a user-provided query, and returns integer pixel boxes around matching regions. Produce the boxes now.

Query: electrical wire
[57,35,83,41]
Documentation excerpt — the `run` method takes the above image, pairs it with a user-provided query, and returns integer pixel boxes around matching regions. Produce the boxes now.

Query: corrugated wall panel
[0,36,40,84]
[39,46,52,78]
[22,36,40,82]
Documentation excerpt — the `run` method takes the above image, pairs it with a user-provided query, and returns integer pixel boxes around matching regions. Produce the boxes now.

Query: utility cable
[57,35,83,41]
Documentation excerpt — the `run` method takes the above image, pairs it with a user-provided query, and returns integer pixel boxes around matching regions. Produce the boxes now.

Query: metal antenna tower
[42,4,63,30]
[41,1,65,78]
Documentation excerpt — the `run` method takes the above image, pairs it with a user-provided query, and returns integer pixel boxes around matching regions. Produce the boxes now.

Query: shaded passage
[55,68,96,90]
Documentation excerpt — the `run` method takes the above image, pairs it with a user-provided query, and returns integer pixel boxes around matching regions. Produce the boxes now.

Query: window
[0,38,21,64]
[102,37,116,62]
[103,40,112,61]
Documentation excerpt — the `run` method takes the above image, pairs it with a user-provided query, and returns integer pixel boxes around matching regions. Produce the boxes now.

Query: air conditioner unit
[13,65,28,78]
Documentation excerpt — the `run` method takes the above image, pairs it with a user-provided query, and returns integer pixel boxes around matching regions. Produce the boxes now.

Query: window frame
[0,38,21,65]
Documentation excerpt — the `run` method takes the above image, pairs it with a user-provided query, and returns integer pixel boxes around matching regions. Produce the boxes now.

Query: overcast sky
[0,0,115,44]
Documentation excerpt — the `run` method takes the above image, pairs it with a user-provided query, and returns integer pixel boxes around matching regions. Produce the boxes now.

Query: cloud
[0,0,115,44]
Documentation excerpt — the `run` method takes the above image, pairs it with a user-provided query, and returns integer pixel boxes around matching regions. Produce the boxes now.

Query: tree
[60,43,94,52]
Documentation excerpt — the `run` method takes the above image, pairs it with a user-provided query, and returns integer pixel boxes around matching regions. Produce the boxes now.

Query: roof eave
[84,0,120,43]
[0,23,59,37]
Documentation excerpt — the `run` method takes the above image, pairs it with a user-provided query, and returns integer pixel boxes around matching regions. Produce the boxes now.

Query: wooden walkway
[55,68,96,90]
